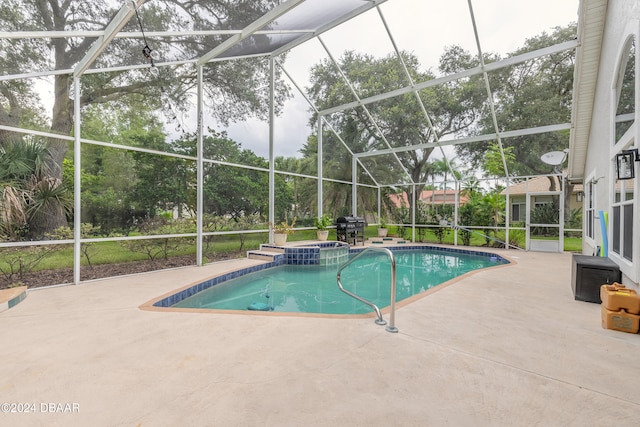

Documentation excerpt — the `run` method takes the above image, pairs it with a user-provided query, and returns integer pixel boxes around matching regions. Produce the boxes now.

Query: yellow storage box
[601,306,640,334]
[600,283,640,315]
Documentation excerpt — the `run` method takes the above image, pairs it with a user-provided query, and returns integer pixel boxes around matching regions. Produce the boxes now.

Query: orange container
[600,283,640,314]
[601,306,640,334]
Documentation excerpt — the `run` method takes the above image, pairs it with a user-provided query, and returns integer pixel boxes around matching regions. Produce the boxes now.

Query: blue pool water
[171,247,508,314]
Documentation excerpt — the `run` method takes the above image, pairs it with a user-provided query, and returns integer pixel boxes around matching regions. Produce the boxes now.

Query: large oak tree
[305,49,488,216]
[0,0,290,234]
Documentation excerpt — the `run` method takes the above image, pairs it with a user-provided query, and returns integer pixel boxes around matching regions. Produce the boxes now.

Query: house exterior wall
[583,0,639,285]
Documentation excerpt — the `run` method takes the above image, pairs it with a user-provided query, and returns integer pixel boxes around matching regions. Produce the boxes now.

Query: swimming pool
[160,246,509,315]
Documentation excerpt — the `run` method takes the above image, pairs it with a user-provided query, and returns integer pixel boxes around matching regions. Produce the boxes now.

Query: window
[615,39,635,141]
[511,203,524,222]
[585,180,595,240]
[612,177,635,261]
[611,37,636,264]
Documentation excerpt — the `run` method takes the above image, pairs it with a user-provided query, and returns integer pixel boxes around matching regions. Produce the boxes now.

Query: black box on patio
[571,254,621,303]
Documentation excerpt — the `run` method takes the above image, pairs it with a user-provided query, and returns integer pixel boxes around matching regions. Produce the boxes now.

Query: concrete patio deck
[1,247,639,426]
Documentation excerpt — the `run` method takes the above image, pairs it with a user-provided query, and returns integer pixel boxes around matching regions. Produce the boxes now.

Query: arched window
[615,38,635,142]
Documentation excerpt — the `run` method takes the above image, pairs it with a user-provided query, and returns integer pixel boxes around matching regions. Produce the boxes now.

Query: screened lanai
[0,0,580,287]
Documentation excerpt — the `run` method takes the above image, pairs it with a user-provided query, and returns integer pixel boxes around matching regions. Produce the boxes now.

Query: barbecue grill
[335,216,366,246]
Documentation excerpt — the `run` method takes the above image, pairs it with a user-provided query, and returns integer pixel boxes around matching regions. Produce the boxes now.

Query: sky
[221,0,580,159]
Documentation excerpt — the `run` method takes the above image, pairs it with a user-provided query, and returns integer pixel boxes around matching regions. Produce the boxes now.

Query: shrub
[0,245,56,284]
[426,211,450,244]
[120,218,195,261]
[47,224,102,268]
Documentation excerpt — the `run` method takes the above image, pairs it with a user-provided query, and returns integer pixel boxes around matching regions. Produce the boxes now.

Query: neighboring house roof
[568,0,609,181]
[500,176,584,196]
[388,190,470,208]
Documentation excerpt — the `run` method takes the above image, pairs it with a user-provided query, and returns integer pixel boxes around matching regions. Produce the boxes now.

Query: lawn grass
[0,226,582,276]
[563,237,582,252]
[384,226,582,252]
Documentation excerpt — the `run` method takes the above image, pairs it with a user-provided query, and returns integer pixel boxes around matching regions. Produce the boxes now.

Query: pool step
[261,245,285,253]
[247,250,278,262]
[246,244,287,262]
[367,237,410,245]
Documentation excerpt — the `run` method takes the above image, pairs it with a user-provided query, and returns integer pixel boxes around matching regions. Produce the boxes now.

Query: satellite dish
[541,151,567,166]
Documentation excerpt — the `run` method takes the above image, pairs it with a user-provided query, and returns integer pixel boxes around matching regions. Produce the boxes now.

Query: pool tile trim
[150,254,285,308]
[349,245,510,263]
[252,241,350,266]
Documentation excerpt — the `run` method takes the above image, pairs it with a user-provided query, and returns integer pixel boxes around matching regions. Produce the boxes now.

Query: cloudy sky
[222,0,580,159]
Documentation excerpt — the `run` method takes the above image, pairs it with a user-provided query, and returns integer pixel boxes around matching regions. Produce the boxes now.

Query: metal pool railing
[336,247,398,333]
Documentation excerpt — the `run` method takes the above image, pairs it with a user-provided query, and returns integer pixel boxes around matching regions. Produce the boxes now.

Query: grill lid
[336,216,365,223]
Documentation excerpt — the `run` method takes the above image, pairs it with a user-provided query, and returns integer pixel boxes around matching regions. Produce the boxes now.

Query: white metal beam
[354,123,572,158]
[352,156,358,215]
[377,4,459,188]
[73,77,81,284]
[319,40,578,116]
[467,0,510,178]
[275,58,381,187]
[269,57,276,243]
[318,119,323,218]
[196,65,204,266]
[0,29,315,39]
[73,0,146,77]
[317,35,415,184]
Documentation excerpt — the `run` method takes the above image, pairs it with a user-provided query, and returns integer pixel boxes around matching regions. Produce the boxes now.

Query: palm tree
[477,191,506,245]
[429,158,452,190]
[275,156,305,220]
[0,139,71,240]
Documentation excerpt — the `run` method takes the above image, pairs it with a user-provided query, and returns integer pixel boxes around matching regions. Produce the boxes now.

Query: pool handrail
[336,247,398,333]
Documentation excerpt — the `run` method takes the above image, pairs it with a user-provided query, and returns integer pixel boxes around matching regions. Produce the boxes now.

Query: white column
[352,156,357,216]
[73,77,81,284]
[196,65,204,265]
[268,57,275,243]
[317,117,323,217]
